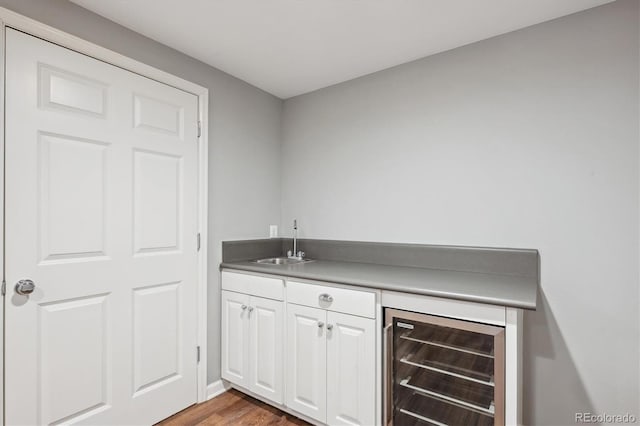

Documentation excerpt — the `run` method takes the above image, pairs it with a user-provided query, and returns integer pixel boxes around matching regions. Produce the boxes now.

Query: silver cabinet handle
[319,293,333,303]
[248,306,254,313]
[327,324,333,331]
[383,323,392,425]
[317,321,324,328]
[241,305,247,310]
[15,279,35,296]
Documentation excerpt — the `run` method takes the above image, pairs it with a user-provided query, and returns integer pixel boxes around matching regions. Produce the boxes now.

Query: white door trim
[0,19,5,426]
[0,6,210,410]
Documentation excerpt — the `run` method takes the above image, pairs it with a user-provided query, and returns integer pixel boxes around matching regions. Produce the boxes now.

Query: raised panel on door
[133,150,182,255]
[133,94,184,138]
[327,311,376,426]
[222,291,250,387]
[249,296,284,404]
[285,303,327,423]
[39,294,110,425]
[39,63,108,117]
[38,132,109,263]
[132,282,182,396]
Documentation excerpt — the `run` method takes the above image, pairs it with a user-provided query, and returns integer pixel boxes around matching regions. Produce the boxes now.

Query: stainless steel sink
[252,257,312,265]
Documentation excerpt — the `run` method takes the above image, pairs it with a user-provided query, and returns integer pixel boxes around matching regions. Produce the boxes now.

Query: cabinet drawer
[287,280,376,319]
[222,271,284,301]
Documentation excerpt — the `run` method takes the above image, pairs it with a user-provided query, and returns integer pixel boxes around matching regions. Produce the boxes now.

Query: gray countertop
[220,259,537,310]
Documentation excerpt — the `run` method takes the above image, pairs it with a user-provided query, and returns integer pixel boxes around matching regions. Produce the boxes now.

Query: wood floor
[157,389,310,426]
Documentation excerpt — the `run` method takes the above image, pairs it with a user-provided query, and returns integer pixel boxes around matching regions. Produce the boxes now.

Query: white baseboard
[206,379,231,400]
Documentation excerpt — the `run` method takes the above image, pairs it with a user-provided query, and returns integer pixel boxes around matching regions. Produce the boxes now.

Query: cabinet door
[327,311,376,426]
[286,304,327,423]
[221,290,250,388]
[249,296,284,404]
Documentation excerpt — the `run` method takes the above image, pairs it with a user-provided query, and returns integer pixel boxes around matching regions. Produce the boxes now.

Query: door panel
[133,94,184,137]
[40,294,110,425]
[221,291,250,387]
[5,28,199,425]
[326,311,376,426]
[286,304,327,423]
[133,150,182,254]
[39,63,108,117]
[38,132,109,262]
[249,296,284,403]
[132,281,182,395]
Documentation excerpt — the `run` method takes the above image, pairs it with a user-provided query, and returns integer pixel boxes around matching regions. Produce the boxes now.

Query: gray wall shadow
[523,288,598,425]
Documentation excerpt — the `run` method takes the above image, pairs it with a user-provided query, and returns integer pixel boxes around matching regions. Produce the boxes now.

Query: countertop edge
[220,262,537,311]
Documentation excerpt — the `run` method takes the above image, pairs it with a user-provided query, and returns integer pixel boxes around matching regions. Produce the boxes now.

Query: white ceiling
[71,0,614,99]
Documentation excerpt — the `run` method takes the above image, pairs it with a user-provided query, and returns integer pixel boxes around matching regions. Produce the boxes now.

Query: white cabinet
[249,296,284,403]
[221,274,285,405]
[286,281,376,426]
[326,311,376,426]
[286,303,328,422]
[221,290,250,388]
[222,272,377,425]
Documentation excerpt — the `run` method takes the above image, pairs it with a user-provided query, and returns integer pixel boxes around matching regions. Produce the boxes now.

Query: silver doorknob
[15,279,35,296]
[317,321,324,328]
[327,324,333,331]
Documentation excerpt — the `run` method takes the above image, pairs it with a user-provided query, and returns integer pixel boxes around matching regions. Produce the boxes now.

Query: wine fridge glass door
[384,308,505,426]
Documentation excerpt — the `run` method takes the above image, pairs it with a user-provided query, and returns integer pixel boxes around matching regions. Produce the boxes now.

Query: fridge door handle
[383,322,393,426]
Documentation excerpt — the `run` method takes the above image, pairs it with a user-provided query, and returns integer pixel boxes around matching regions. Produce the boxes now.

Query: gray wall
[281,1,639,424]
[3,1,639,424]
[0,0,283,384]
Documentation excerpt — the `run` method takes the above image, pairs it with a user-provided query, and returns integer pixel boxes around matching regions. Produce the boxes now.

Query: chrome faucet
[287,219,305,259]
[293,219,298,255]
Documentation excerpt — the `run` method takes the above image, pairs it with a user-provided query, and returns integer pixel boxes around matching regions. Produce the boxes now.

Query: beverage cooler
[383,309,505,426]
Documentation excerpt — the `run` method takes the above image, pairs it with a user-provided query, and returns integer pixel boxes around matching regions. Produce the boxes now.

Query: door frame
[0,6,211,416]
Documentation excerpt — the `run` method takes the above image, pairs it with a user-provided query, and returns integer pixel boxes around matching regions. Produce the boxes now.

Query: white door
[5,29,200,425]
[249,296,284,404]
[286,303,327,423]
[326,312,376,426]
[221,290,250,388]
